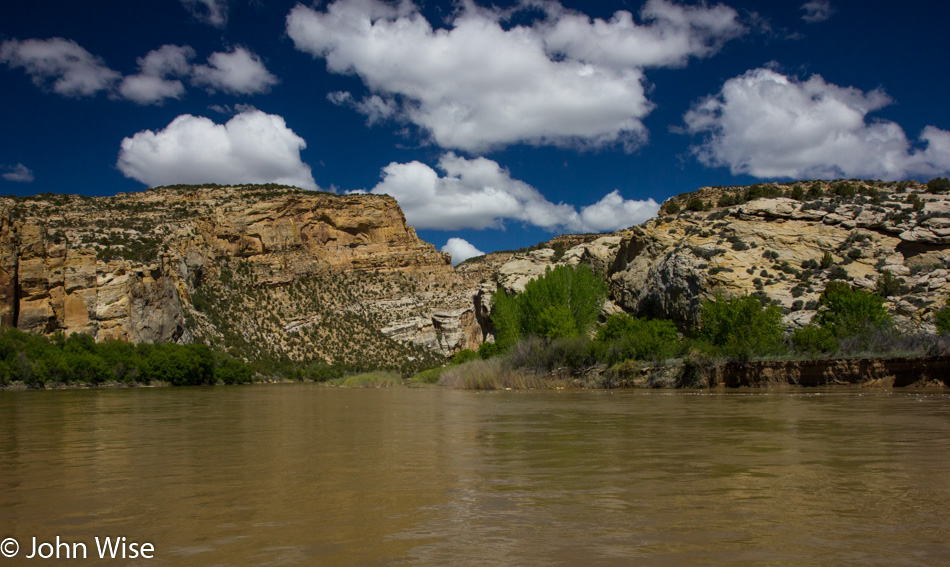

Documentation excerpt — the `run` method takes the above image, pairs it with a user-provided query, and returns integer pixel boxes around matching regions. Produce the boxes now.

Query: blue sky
[2,0,950,263]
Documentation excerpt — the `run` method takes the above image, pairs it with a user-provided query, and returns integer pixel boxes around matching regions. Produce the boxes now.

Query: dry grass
[437,359,572,390]
[328,371,402,388]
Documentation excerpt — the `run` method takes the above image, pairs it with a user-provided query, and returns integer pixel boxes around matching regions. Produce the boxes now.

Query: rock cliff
[0,185,487,371]
[3,179,949,371]
[465,180,950,336]
[608,180,950,332]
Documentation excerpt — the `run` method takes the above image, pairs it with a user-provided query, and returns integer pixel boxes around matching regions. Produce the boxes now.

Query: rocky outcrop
[609,181,950,332]
[0,186,483,368]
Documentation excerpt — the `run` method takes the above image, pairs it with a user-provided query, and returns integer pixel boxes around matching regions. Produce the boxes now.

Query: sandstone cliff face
[0,186,486,369]
[6,180,949,369]
[609,181,950,332]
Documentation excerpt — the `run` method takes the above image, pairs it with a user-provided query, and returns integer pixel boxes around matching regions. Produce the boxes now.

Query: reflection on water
[1,386,948,566]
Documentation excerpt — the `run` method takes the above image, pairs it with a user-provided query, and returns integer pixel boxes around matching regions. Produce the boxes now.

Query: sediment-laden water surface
[1,385,948,566]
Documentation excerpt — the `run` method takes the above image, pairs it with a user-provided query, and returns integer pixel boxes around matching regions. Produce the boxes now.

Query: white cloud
[286,0,744,152]
[2,163,34,183]
[576,190,661,233]
[327,91,398,125]
[191,47,279,95]
[543,0,745,69]
[0,37,120,97]
[442,238,485,266]
[180,0,229,28]
[370,153,658,232]
[800,0,834,23]
[118,45,195,105]
[116,109,317,190]
[683,68,950,180]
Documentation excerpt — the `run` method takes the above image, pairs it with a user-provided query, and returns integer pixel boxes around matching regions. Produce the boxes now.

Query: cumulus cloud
[191,47,279,95]
[327,91,398,125]
[543,0,746,69]
[180,0,229,28]
[0,37,120,97]
[118,44,195,105]
[2,163,35,183]
[286,0,744,152]
[683,68,950,179]
[370,153,658,232]
[800,0,834,23]
[116,109,317,190]
[442,238,485,266]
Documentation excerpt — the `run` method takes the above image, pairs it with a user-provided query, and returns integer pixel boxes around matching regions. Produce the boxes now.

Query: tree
[699,294,784,361]
[926,177,950,193]
[536,304,578,339]
[686,198,705,212]
[791,184,805,201]
[814,281,891,339]
[595,314,684,362]
[791,324,838,354]
[875,270,901,297]
[489,265,607,350]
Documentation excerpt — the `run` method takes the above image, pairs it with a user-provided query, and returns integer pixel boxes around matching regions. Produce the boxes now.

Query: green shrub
[828,266,849,280]
[875,270,901,297]
[664,201,681,214]
[477,341,502,359]
[410,366,445,384]
[303,361,343,382]
[815,282,891,340]
[831,182,856,198]
[686,198,705,212]
[698,294,785,361]
[595,314,685,363]
[451,349,480,365]
[935,299,950,335]
[791,324,838,354]
[926,177,950,193]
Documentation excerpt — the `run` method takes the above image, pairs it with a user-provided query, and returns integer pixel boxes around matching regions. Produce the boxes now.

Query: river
[0,385,948,566]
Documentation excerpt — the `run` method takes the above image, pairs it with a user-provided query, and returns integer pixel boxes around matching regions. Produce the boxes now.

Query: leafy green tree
[791,324,838,354]
[815,281,891,339]
[490,265,607,350]
[699,294,785,360]
[489,288,524,351]
[477,341,502,359]
[595,314,684,362]
[536,304,578,339]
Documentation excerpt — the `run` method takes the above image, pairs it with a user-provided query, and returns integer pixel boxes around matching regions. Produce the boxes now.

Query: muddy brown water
[1,385,948,566]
